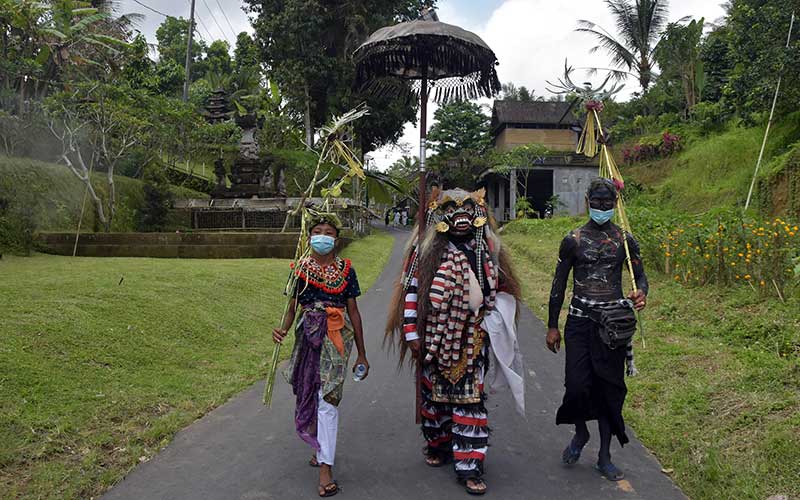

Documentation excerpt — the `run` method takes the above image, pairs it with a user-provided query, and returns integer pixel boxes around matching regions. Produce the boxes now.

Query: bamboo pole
[745,11,795,211]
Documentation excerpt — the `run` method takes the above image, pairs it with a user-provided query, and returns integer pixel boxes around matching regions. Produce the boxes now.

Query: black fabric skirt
[555,314,629,446]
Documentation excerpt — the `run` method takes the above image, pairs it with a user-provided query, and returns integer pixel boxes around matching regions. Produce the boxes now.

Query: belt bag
[589,301,637,349]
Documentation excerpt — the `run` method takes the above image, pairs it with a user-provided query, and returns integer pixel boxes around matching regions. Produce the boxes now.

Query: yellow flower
[744,274,751,280]
[790,232,796,237]
[759,280,766,287]
[674,275,680,281]
[738,253,744,257]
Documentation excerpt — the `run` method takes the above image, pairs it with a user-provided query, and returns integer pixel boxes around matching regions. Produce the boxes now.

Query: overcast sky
[118,0,727,170]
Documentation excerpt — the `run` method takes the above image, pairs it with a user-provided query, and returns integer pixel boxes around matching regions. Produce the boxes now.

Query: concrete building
[481,100,599,221]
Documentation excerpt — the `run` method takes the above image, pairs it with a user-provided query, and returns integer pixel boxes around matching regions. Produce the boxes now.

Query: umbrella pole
[415,71,428,425]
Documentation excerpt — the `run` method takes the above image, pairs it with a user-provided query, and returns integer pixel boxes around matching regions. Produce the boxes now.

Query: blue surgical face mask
[310,234,335,255]
[589,208,615,225]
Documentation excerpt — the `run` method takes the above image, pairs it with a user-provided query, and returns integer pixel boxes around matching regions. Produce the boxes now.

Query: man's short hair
[587,178,617,199]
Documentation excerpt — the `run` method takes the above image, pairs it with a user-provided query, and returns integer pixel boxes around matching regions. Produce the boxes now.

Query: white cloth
[467,267,484,313]
[316,390,338,466]
[482,292,526,416]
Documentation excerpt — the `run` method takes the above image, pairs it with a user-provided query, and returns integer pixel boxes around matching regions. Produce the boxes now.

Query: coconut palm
[576,0,670,91]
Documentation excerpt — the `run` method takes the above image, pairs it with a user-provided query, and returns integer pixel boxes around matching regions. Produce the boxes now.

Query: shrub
[622,131,683,164]
[136,167,174,232]
[632,208,799,298]
[0,189,36,255]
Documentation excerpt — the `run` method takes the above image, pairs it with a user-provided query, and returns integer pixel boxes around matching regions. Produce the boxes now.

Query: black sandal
[309,455,320,467]
[459,477,487,496]
[318,480,338,497]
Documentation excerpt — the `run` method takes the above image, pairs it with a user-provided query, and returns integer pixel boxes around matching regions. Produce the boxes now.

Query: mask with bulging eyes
[429,188,488,236]
[442,199,477,235]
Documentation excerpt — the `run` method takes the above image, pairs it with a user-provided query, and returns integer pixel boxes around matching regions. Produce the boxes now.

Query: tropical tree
[386,155,419,180]
[655,18,705,114]
[427,100,491,188]
[501,82,541,102]
[244,0,435,149]
[46,83,148,231]
[576,0,670,91]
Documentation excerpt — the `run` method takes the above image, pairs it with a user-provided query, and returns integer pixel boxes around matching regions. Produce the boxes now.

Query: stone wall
[36,232,352,259]
[552,166,598,216]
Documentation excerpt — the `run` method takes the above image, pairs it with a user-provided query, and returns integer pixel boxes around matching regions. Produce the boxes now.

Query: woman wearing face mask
[545,178,648,482]
[273,213,369,497]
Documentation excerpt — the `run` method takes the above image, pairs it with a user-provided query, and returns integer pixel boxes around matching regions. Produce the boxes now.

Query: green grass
[621,116,800,214]
[502,218,799,500]
[0,156,206,234]
[0,229,393,499]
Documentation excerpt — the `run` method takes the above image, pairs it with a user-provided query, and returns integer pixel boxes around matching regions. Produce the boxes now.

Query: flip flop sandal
[309,456,320,467]
[318,481,339,497]
[595,462,625,481]
[561,442,585,465]
[424,452,451,467]
[459,477,487,496]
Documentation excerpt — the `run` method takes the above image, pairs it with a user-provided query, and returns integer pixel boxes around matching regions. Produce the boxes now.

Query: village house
[481,100,599,221]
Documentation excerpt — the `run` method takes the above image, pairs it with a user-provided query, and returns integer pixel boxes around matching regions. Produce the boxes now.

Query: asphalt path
[103,227,684,500]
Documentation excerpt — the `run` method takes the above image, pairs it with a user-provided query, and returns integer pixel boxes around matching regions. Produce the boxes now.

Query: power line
[214,0,239,40]
[131,0,170,18]
[195,14,215,42]
[201,0,232,45]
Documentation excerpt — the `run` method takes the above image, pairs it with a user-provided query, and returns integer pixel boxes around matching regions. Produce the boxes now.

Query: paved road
[104,228,684,500]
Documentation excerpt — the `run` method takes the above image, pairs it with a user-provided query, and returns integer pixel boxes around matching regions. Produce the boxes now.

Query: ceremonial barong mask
[428,188,488,237]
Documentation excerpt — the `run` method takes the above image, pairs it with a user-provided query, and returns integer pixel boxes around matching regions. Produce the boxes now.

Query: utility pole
[182,0,197,102]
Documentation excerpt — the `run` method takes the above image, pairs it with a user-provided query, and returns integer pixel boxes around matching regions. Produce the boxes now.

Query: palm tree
[576,0,670,91]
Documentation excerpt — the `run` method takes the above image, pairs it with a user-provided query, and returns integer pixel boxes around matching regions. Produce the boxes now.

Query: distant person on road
[401,210,408,226]
[386,187,524,495]
[546,178,648,481]
[273,212,369,497]
[385,210,390,227]
[393,210,401,226]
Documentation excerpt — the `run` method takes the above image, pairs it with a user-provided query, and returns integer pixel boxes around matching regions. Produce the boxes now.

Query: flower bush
[633,209,800,298]
[622,131,683,164]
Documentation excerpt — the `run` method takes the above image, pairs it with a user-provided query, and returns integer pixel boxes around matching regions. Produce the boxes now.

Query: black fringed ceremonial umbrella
[354,13,500,422]
[354,16,501,227]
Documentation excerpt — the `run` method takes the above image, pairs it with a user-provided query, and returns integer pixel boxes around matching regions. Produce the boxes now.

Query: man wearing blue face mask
[546,178,649,482]
[273,212,369,497]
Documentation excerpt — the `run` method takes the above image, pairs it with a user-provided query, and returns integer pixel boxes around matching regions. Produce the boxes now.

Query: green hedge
[0,157,206,254]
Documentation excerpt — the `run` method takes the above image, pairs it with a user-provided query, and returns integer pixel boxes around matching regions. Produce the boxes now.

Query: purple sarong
[290,308,328,450]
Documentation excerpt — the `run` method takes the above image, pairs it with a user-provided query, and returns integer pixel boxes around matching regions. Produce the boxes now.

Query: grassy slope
[0,156,206,233]
[0,230,394,499]
[621,117,800,213]
[502,219,799,500]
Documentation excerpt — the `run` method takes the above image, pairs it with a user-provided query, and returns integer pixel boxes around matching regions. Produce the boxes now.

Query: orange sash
[325,306,346,356]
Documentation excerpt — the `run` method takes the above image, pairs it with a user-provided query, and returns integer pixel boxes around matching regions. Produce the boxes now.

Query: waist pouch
[588,300,637,349]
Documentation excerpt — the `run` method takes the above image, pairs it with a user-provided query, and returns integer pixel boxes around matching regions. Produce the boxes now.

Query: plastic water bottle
[353,363,367,382]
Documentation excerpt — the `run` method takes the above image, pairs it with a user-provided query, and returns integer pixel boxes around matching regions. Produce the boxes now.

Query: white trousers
[316,390,338,466]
